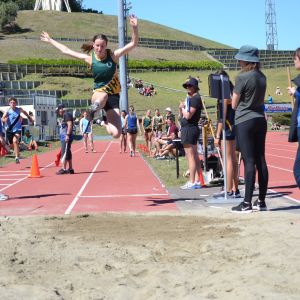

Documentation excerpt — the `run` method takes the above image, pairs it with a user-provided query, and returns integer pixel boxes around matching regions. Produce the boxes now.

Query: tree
[0,1,18,29]
[69,0,83,12]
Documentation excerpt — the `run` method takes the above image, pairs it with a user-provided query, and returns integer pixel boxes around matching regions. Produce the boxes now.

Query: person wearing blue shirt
[125,105,140,157]
[79,111,96,153]
[2,97,34,164]
[288,48,300,188]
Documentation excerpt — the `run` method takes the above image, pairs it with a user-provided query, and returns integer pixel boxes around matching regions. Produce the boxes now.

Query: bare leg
[91,91,108,110]
[13,135,20,159]
[88,133,95,151]
[83,134,88,152]
[101,108,121,139]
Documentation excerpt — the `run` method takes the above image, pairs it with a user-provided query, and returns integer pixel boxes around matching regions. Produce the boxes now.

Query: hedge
[8,58,223,71]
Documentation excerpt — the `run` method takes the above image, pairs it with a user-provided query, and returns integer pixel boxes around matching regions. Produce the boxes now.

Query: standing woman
[142,109,152,152]
[40,15,138,139]
[214,70,240,198]
[231,45,269,213]
[179,77,203,189]
[79,111,96,153]
[119,110,127,153]
[287,48,300,188]
[125,105,140,157]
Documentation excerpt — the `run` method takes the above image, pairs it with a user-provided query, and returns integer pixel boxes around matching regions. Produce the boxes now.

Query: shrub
[271,113,292,126]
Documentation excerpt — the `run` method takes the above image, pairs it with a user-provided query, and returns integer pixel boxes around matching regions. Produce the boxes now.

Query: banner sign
[265,104,292,113]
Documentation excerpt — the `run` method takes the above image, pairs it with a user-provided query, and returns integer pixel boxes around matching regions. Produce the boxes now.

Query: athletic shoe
[15,157,20,164]
[68,169,75,174]
[56,169,68,175]
[0,193,9,201]
[252,199,267,211]
[213,191,233,198]
[156,156,166,160]
[232,189,242,198]
[231,201,252,213]
[180,182,201,190]
[195,181,202,189]
[89,102,100,119]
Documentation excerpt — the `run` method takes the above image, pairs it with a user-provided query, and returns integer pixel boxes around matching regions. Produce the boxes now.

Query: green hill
[0,11,231,63]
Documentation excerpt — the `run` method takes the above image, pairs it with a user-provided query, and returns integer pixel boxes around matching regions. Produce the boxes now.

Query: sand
[0,208,300,300]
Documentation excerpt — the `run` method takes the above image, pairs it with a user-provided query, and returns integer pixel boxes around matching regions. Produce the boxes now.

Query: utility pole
[118,0,128,112]
[265,0,278,50]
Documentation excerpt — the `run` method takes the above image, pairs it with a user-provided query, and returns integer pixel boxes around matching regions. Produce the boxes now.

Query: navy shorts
[103,94,120,111]
[180,125,200,145]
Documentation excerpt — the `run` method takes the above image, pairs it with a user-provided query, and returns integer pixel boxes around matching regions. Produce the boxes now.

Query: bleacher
[207,49,295,70]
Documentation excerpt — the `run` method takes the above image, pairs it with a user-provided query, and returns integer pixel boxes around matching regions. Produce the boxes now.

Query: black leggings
[236,117,268,203]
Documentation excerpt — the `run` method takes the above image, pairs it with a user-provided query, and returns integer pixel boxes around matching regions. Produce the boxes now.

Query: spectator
[142,109,153,153]
[20,129,38,151]
[155,117,179,159]
[275,87,282,96]
[2,97,34,164]
[56,104,75,175]
[152,108,164,139]
[288,47,300,188]
[231,45,269,213]
[267,94,273,104]
[125,105,140,157]
[179,77,203,189]
[79,110,96,153]
[214,70,240,198]
[119,110,127,153]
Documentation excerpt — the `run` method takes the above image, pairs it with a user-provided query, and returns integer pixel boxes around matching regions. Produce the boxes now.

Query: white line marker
[79,193,169,198]
[65,142,112,215]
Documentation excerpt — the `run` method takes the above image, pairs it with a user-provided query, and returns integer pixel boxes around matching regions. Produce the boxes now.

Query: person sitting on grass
[154,117,178,159]
[20,129,38,151]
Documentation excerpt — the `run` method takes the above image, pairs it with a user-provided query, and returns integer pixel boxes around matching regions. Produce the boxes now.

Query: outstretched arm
[113,15,138,60]
[40,31,91,64]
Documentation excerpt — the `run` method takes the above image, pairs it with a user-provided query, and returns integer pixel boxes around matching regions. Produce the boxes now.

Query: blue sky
[82,0,298,50]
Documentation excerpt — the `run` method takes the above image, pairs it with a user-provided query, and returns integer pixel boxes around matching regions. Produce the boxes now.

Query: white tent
[34,0,71,13]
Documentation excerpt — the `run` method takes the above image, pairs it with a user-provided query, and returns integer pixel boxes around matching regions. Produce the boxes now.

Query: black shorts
[127,128,137,134]
[6,130,21,145]
[180,125,200,145]
[103,94,120,111]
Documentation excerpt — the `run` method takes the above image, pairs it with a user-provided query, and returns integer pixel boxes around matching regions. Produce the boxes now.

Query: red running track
[0,132,298,216]
[264,131,300,202]
[0,141,178,216]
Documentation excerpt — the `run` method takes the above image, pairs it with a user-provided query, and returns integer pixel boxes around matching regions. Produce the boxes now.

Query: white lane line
[0,146,84,192]
[267,188,300,203]
[65,142,112,215]
[267,164,292,172]
[0,179,23,181]
[267,147,296,153]
[266,153,294,160]
[0,174,29,176]
[79,193,169,198]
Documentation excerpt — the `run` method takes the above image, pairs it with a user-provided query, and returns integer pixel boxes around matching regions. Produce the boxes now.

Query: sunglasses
[186,84,193,88]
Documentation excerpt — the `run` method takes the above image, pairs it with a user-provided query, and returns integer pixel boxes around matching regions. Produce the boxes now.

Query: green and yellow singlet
[92,49,121,95]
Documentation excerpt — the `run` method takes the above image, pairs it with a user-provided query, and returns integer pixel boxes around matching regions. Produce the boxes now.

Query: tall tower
[265,0,278,50]
[34,0,71,13]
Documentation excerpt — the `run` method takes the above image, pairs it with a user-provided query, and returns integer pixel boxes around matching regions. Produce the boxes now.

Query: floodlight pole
[118,0,128,112]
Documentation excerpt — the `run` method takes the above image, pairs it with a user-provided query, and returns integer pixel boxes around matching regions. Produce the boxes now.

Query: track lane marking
[64,142,112,215]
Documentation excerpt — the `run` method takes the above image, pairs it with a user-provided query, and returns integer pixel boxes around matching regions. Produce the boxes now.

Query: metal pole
[220,74,227,200]
[117,0,128,112]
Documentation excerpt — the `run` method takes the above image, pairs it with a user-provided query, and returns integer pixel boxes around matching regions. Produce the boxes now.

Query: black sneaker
[232,189,242,198]
[68,169,75,174]
[231,201,252,213]
[56,169,68,175]
[252,199,267,211]
[15,157,20,164]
